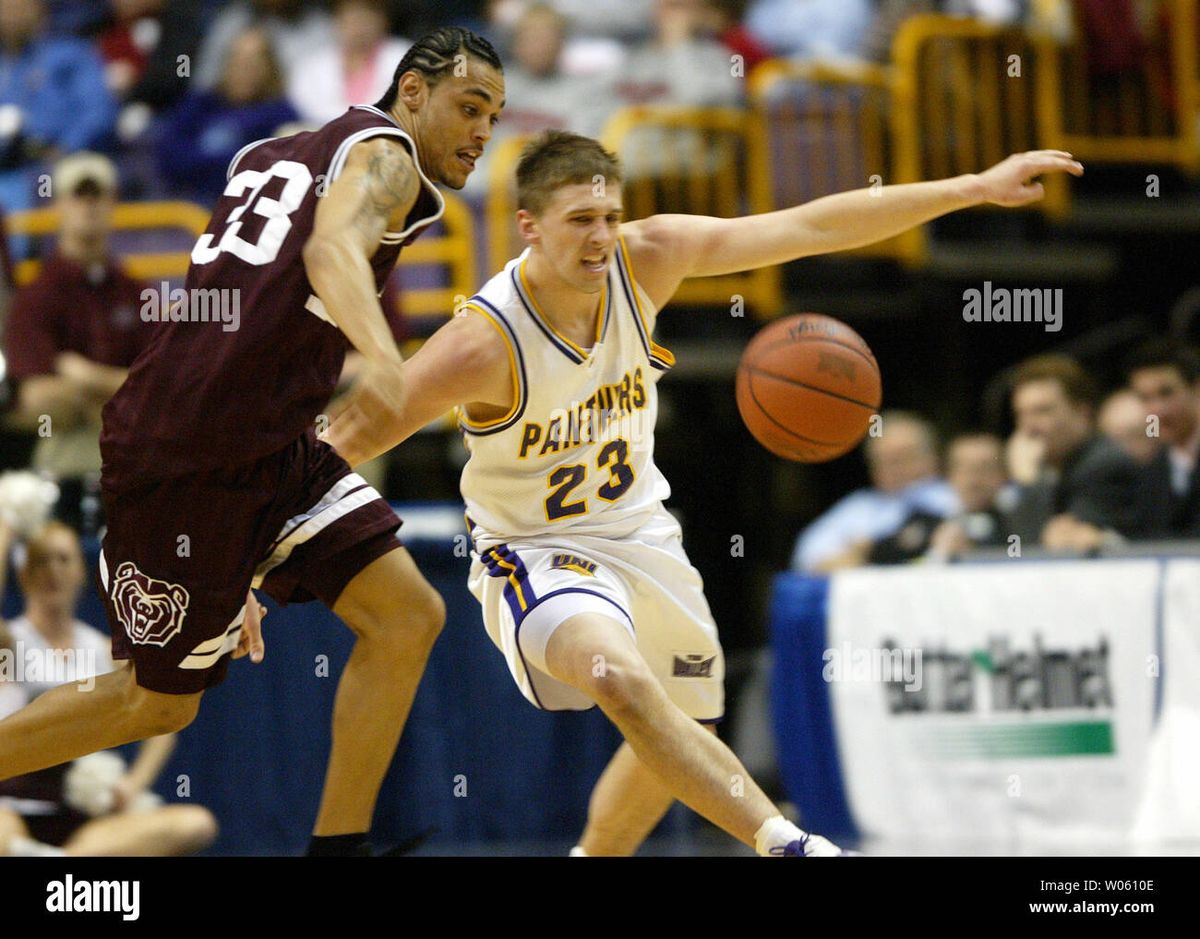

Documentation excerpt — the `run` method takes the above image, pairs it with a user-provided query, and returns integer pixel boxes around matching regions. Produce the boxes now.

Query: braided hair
[375,27,503,111]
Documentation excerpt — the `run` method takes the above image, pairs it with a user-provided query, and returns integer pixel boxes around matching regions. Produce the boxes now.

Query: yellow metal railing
[600,105,783,317]
[6,201,211,285]
[891,14,1070,218]
[1034,0,1199,172]
[392,191,477,317]
[749,58,924,265]
[7,195,476,321]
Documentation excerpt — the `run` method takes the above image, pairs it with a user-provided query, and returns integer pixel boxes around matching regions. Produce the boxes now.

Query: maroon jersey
[100,105,444,490]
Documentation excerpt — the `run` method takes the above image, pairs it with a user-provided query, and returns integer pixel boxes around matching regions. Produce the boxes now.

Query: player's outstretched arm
[628,151,1084,289]
[320,307,514,467]
[304,137,422,464]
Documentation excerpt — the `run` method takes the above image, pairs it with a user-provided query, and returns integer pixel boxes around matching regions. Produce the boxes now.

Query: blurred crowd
[791,342,1200,571]
[0,0,1184,532]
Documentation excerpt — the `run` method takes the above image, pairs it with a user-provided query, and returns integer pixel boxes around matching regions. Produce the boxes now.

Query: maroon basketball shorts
[98,428,402,694]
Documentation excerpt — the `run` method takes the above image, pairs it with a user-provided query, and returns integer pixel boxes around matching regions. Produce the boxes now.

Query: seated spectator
[744,0,873,61]
[1006,354,1147,550]
[869,432,1010,563]
[1098,387,1158,465]
[548,0,656,40]
[608,0,741,110]
[791,411,956,572]
[596,0,743,180]
[0,0,118,223]
[95,0,206,113]
[697,0,772,74]
[3,153,152,528]
[0,519,217,856]
[1126,338,1200,538]
[288,0,411,127]
[465,4,604,196]
[194,0,333,92]
[158,27,300,205]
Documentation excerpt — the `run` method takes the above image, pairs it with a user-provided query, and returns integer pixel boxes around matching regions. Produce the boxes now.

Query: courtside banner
[826,560,1160,843]
[1133,559,1200,841]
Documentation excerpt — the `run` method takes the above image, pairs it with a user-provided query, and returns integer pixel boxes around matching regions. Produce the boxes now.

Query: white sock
[754,815,806,856]
[8,835,66,857]
[569,845,590,857]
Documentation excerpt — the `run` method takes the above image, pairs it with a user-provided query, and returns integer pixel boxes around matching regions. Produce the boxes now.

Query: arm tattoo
[352,140,419,241]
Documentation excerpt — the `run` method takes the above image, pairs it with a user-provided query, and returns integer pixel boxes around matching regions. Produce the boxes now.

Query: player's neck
[523,253,603,338]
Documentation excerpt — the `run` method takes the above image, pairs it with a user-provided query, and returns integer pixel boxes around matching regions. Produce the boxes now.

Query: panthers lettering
[517,367,648,458]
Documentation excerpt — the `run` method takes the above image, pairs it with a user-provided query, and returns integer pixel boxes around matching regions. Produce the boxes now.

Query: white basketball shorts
[467,507,725,721]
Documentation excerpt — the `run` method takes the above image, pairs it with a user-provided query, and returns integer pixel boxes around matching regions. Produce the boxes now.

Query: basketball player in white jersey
[322,131,1083,856]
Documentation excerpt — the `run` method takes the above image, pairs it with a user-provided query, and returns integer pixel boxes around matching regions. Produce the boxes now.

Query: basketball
[736,313,882,462]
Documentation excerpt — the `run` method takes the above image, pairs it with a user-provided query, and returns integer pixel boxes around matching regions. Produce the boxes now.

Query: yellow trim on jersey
[557,562,597,578]
[490,553,530,611]
[457,303,520,430]
[517,257,609,355]
[616,236,675,367]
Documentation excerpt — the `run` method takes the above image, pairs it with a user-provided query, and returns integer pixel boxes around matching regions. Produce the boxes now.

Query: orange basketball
[736,313,882,462]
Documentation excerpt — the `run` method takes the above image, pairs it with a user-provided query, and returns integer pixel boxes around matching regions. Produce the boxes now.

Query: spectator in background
[158,28,300,205]
[288,0,411,127]
[609,0,741,109]
[0,0,118,221]
[1098,387,1157,465]
[95,0,207,113]
[700,0,771,74]
[744,0,873,61]
[545,0,656,40]
[1006,354,1146,551]
[791,411,956,571]
[194,0,333,92]
[862,0,936,63]
[868,432,1010,563]
[3,153,151,528]
[1127,339,1200,538]
[0,518,217,856]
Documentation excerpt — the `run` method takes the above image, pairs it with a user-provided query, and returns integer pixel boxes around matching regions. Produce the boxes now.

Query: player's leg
[575,723,718,857]
[544,613,839,856]
[61,804,218,856]
[312,545,444,837]
[0,806,30,854]
[0,663,200,781]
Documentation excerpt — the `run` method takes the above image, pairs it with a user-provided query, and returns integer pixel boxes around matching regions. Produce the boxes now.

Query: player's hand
[974,151,1083,207]
[319,355,407,467]
[232,588,267,663]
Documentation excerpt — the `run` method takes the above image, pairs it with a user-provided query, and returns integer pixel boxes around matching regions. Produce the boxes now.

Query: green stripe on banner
[918,721,1114,759]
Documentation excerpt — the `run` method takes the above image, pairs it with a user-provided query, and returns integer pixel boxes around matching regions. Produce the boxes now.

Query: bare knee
[341,580,445,650]
[581,653,660,722]
[123,676,202,736]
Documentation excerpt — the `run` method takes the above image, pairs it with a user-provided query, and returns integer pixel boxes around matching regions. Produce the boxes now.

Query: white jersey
[459,238,675,547]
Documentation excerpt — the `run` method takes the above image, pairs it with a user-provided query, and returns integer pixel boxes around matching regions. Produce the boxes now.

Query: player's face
[525,182,624,294]
[416,60,505,190]
[948,440,1006,513]
[1013,379,1090,464]
[21,529,86,610]
[1130,366,1199,446]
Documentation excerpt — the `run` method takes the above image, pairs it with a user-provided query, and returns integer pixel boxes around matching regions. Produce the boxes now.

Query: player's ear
[396,71,427,112]
[516,209,540,246]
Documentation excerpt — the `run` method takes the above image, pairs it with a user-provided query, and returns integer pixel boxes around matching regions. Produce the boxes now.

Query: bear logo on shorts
[111,562,190,647]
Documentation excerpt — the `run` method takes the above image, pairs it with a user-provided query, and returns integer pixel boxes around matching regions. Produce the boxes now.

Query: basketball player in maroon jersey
[0,27,505,857]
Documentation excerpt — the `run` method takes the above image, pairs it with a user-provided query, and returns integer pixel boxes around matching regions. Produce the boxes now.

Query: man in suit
[1126,338,1200,539]
[1006,354,1147,551]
